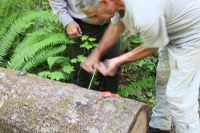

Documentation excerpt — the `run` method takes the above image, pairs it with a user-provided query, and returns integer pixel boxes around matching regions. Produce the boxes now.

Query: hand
[80,48,102,73]
[95,58,119,77]
[66,21,82,38]
[80,54,99,73]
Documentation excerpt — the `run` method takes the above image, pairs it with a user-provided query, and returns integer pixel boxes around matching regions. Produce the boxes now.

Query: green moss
[57,98,70,109]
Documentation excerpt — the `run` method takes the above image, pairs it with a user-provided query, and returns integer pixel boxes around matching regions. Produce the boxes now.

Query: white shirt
[112,0,200,48]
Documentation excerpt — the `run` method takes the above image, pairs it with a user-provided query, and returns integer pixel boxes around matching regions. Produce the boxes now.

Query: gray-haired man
[77,0,200,133]
[48,0,121,93]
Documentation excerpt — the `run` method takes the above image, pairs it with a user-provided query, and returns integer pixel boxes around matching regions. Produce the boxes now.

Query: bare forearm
[114,45,158,66]
[92,22,125,59]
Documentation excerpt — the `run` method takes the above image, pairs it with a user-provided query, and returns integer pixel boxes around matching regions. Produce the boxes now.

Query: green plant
[120,31,158,107]
[70,35,97,63]
[0,11,57,65]
[119,76,156,108]
[71,35,100,88]
[38,56,74,81]
[78,35,100,89]
[7,31,74,71]
[38,35,98,82]
[0,0,75,74]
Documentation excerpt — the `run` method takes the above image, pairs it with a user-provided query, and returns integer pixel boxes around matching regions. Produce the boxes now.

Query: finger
[71,30,82,38]
[68,27,79,37]
[95,62,107,76]
[80,62,93,73]
[93,63,99,69]
[77,25,82,35]
[68,31,74,38]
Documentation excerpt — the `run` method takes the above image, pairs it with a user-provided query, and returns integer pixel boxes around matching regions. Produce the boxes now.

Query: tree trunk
[0,67,149,133]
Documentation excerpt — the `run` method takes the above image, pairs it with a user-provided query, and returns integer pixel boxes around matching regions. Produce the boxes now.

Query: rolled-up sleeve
[111,12,121,24]
[49,0,74,27]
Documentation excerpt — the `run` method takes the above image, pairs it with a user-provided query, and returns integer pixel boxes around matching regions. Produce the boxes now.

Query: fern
[119,76,155,98]
[0,0,35,30]
[0,0,18,20]
[38,55,75,81]
[38,56,74,81]
[0,11,58,64]
[0,0,76,83]
[119,76,156,108]
[12,27,54,55]
[21,45,67,72]
[47,56,70,70]
[7,33,74,70]
[0,13,20,41]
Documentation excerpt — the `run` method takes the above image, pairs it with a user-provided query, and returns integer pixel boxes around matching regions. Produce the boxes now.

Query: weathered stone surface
[0,67,149,133]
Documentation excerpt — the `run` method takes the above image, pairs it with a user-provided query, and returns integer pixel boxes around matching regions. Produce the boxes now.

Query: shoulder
[131,0,165,31]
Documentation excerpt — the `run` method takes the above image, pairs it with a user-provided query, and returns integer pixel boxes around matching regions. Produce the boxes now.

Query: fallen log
[0,67,149,133]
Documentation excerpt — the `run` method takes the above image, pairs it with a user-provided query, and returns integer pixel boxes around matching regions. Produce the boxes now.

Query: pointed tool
[87,68,97,90]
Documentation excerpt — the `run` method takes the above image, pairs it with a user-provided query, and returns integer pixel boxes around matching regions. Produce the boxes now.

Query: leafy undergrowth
[119,32,158,109]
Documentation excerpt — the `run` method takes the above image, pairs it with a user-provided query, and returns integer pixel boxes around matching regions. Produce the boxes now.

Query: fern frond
[0,0,8,21]
[47,56,70,70]
[7,33,74,70]
[0,13,20,40]
[0,10,58,63]
[21,45,67,72]
[0,0,13,21]
[0,0,25,24]
[12,27,54,56]
[119,76,155,97]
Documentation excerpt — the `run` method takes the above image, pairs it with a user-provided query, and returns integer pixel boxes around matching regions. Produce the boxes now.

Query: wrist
[90,47,101,60]
[111,57,122,68]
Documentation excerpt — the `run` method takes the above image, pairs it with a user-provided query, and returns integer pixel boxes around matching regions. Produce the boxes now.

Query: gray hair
[74,0,100,12]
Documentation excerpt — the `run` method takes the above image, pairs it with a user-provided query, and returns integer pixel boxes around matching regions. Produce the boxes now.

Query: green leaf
[119,89,129,97]
[91,42,97,47]
[0,102,4,109]
[147,92,153,97]
[88,37,96,42]
[50,71,66,81]
[38,71,51,78]
[85,45,93,50]
[70,58,78,63]
[80,41,89,48]
[131,36,142,44]
[77,55,86,62]
[138,60,145,67]
[62,65,74,74]
[81,35,89,41]
[47,56,69,69]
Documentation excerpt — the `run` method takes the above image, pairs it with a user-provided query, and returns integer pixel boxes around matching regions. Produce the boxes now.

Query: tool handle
[99,91,120,98]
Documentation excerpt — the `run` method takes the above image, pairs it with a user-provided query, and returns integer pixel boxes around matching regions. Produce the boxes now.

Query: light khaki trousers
[149,46,200,133]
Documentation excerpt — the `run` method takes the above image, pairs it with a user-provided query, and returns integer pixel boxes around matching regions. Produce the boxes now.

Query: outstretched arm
[96,45,158,76]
